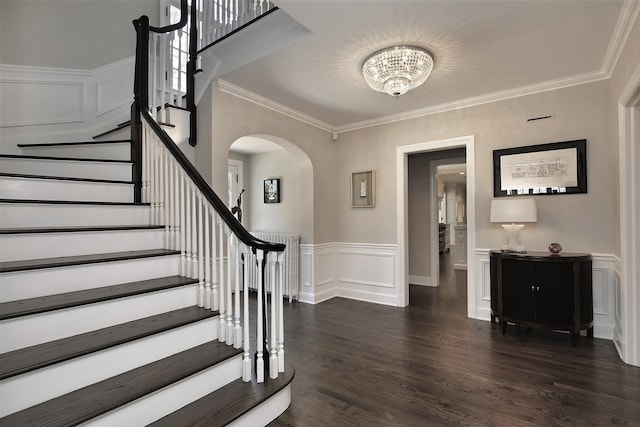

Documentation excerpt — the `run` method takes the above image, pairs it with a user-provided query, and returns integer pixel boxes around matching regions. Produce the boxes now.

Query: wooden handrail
[140,109,285,253]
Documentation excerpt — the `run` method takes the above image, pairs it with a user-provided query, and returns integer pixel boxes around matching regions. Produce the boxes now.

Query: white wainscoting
[0,58,134,151]
[299,243,399,306]
[473,249,618,340]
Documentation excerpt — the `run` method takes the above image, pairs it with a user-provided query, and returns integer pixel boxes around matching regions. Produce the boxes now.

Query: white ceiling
[219,0,633,135]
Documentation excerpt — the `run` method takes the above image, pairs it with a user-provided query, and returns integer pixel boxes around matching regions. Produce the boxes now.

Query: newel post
[131,16,150,203]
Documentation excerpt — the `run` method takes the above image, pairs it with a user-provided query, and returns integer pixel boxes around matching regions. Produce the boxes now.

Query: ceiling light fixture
[362,46,434,97]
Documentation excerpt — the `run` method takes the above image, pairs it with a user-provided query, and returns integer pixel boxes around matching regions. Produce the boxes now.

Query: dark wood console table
[489,250,593,345]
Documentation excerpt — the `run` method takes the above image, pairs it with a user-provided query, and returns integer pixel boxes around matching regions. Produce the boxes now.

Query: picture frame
[263,178,281,203]
[493,139,587,197]
[351,170,375,207]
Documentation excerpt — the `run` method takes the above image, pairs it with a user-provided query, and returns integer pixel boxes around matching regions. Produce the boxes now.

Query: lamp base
[501,223,526,252]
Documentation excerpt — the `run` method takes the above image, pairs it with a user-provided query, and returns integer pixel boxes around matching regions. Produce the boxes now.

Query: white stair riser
[0,177,133,203]
[0,255,181,302]
[0,229,165,262]
[0,158,132,181]
[0,284,199,353]
[19,143,131,161]
[94,127,130,141]
[0,317,219,417]
[0,203,151,228]
[227,385,292,427]
[84,356,243,427]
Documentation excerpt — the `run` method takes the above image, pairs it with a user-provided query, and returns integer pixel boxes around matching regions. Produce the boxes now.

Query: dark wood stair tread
[0,154,132,164]
[0,306,216,380]
[0,340,240,427]
[17,140,131,148]
[0,198,149,206]
[0,275,197,321]
[93,121,131,139]
[0,249,180,273]
[150,365,295,427]
[0,172,132,185]
[0,225,163,235]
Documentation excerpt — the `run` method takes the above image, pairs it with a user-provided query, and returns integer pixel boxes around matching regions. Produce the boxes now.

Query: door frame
[617,63,640,366]
[396,135,475,312]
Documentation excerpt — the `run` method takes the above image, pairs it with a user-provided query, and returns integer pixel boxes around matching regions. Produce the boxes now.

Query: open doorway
[430,158,466,289]
[397,135,476,314]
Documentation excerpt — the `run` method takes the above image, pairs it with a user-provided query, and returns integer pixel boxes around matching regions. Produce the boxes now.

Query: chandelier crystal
[362,46,434,96]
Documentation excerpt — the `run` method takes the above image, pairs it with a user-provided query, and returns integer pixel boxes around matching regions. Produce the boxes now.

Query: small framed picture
[351,170,375,208]
[264,178,281,203]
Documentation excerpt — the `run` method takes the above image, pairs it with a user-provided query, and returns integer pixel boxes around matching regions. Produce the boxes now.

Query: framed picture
[264,178,281,203]
[351,170,375,207]
[493,139,587,197]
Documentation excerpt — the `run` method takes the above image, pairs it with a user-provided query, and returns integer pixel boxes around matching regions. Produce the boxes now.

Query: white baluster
[233,236,242,349]
[159,33,167,123]
[204,204,212,309]
[256,249,264,383]
[180,172,188,276]
[163,148,170,247]
[226,227,233,344]
[197,195,205,307]
[141,127,149,203]
[277,251,285,373]
[153,139,160,225]
[184,182,192,277]
[168,31,176,105]
[242,246,251,381]
[269,251,278,379]
[151,34,158,119]
[173,163,180,250]
[218,217,226,342]
[166,157,174,249]
[211,212,219,311]
[191,187,198,278]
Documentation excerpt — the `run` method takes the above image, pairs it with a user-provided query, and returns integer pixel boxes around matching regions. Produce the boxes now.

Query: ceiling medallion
[362,46,434,97]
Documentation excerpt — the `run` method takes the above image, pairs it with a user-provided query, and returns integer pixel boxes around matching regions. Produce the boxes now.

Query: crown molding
[217,1,638,136]
[217,79,334,134]
[601,0,640,77]
[335,70,609,133]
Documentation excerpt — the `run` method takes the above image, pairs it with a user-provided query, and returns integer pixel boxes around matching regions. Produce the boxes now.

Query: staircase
[0,136,293,425]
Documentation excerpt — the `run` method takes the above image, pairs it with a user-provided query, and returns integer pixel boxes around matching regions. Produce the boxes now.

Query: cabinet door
[502,258,535,322]
[534,262,573,325]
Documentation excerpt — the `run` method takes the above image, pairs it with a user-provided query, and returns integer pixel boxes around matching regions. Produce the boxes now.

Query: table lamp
[490,198,537,252]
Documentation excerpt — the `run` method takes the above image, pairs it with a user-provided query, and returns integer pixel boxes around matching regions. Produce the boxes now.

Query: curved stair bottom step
[150,365,295,427]
[227,383,293,427]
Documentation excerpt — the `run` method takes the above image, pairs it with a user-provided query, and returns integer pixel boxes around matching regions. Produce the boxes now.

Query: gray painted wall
[0,0,159,69]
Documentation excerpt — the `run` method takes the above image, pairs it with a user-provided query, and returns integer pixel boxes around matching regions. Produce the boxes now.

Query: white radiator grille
[246,232,299,301]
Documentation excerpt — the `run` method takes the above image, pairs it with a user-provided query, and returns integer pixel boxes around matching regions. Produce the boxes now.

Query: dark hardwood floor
[269,250,640,426]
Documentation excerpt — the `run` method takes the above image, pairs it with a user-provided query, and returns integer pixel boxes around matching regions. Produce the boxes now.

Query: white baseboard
[409,275,436,287]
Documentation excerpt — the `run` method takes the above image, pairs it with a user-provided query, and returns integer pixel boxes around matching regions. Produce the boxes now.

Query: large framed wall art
[493,139,587,197]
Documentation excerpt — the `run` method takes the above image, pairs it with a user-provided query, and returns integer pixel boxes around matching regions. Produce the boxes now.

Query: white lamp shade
[490,198,537,223]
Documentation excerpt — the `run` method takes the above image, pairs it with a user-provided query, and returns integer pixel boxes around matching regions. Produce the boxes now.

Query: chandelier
[362,46,434,97]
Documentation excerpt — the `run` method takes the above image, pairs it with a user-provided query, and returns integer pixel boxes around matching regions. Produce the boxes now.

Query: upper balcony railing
[133,0,277,148]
